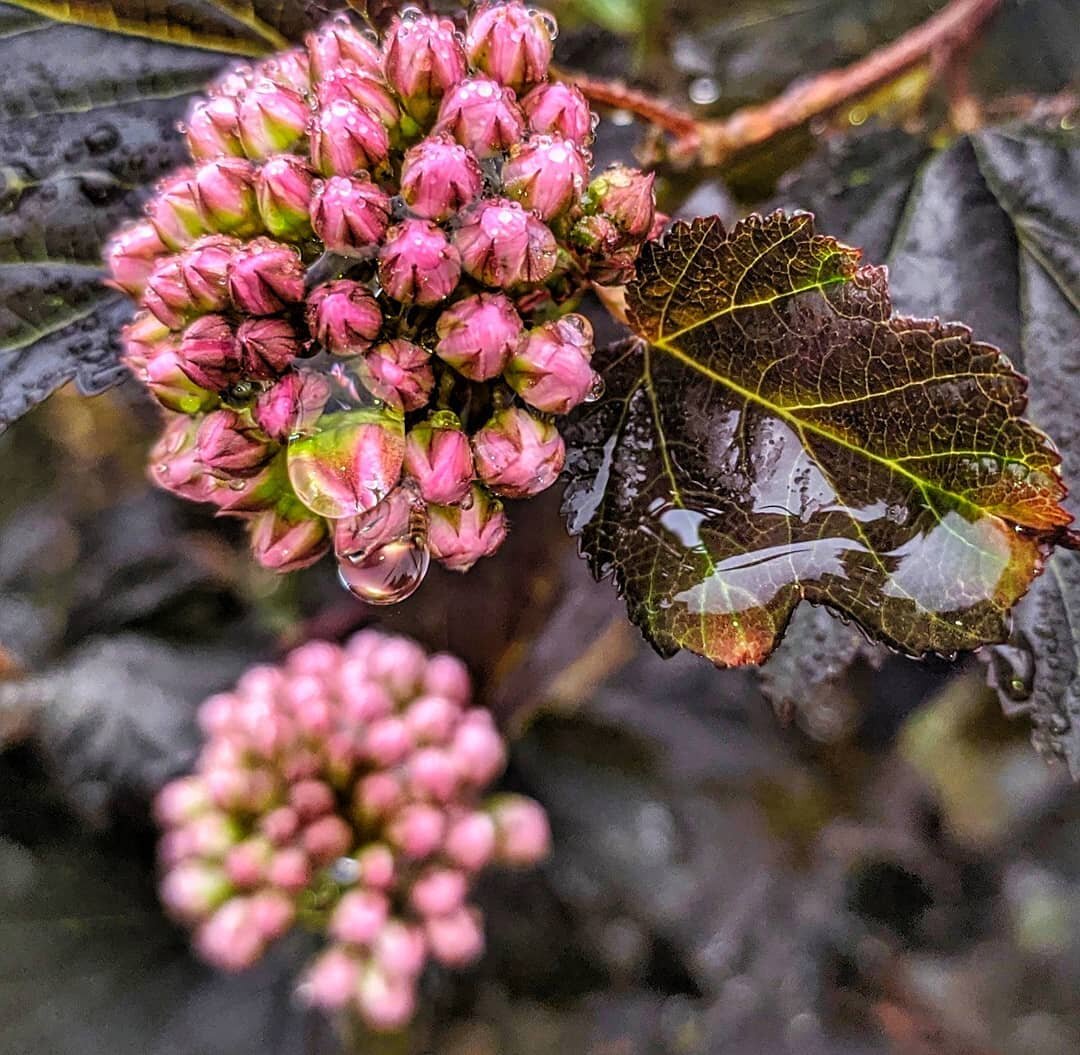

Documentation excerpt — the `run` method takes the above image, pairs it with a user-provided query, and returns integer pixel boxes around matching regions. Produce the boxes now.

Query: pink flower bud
[454,199,557,289]
[403,417,474,505]
[388,803,445,860]
[149,413,219,497]
[410,866,467,917]
[193,157,262,236]
[377,220,461,306]
[587,164,656,240]
[357,843,396,889]
[367,636,429,698]
[310,99,390,176]
[249,502,330,572]
[332,484,428,591]
[354,771,405,822]
[373,920,426,979]
[195,899,266,972]
[400,134,483,222]
[435,76,525,157]
[408,747,459,802]
[286,638,340,676]
[255,47,311,94]
[452,713,507,784]
[357,965,417,1032]
[503,135,589,220]
[428,487,508,572]
[237,79,309,158]
[358,338,434,411]
[178,314,242,390]
[178,235,239,312]
[339,674,394,723]
[490,793,551,865]
[209,65,252,99]
[148,169,205,250]
[260,806,300,845]
[160,862,231,924]
[154,776,211,826]
[250,888,296,940]
[330,889,389,945]
[290,778,336,820]
[196,408,273,478]
[268,846,311,891]
[225,837,273,888]
[316,67,399,131]
[306,279,382,355]
[521,82,593,144]
[505,313,596,413]
[570,212,621,254]
[143,258,198,330]
[444,811,497,871]
[303,947,360,1009]
[228,238,305,315]
[466,3,555,92]
[434,291,522,380]
[185,95,244,160]
[471,407,565,498]
[425,906,485,967]
[256,154,314,240]
[208,455,289,516]
[203,767,251,811]
[363,716,412,767]
[253,371,331,441]
[422,653,472,704]
[236,316,301,379]
[306,18,384,81]
[303,814,353,864]
[384,13,467,122]
[104,220,167,295]
[404,694,459,744]
[310,175,392,254]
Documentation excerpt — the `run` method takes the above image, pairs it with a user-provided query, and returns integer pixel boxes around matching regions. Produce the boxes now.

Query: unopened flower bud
[454,198,557,288]
[209,65,252,99]
[310,99,391,176]
[228,238,305,314]
[195,899,265,972]
[378,220,461,306]
[225,837,274,888]
[255,47,311,94]
[489,793,551,865]
[185,94,244,159]
[178,314,242,390]
[235,316,301,379]
[425,906,484,967]
[407,748,459,803]
[587,164,656,240]
[404,694,459,744]
[148,169,205,249]
[373,920,426,979]
[196,408,273,478]
[466,2,555,92]
[304,814,353,864]
[422,653,471,704]
[154,776,211,827]
[521,81,593,144]
[268,846,312,891]
[472,407,565,498]
[452,711,506,784]
[428,486,508,571]
[400,134,483,221]
[330,888,389,944]
[316,67,399,131]
[357,965,417,1032]
[410,866,467,916]
[104,220,167,295]
[444,811,497,871]
[144,347,220,416]
[306,19,384,81]
[435,76,525,157]
[306,279,382,355]
[260,806,300,845]
[503,135,589,220]
[180,234,239,308]
[255,154,314,240]
[237,80,309,158]
[253,370,331,441]
[404,417,474,505]
[250,888,296,940]
[384,13,466,123]
[505,313,596,413]
[160,862,230,923]
[356,843,396,889]
[250,499,330,572]
[193,157,262,235]
[354,339,433,411]
[290,778,336,819]
[143,258,197,330]
[388,802,445,860]
[311,175,392,255]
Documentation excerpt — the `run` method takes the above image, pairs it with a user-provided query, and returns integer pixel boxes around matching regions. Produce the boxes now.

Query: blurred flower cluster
[104,2,659,603]
[155,629,549,1031]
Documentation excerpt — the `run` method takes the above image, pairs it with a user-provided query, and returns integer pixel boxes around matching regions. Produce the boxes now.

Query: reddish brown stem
[561,0,1004,168]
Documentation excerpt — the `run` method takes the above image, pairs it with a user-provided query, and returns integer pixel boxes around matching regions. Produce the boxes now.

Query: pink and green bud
[253,371,331,441]
[236,316,302,379]
[143,257,198,330]
[237,80,309,158]
[208,455,288,517]
[330,889,389,945]
[316,67,399,132]
[303,947,360,1010]
[505,313,596,413]
[286,407,405,519]
[407,748,459,803]
[150,416,217,500]
[489,793,552,865]
[373,920,426,979]
[193,157,262,235]
[310,175,392,255]
[357,966,417,1032]
[422,653,472,704]
[306,18,384,81]
[444,811,497,872]
[179,235,239,310]
[310,99,391,177]
[160,861,230,924]
[383,13,467,123]
[452,712,506,784]
[147,169,205,250]
[404,694,459,744]
[358,338,434,411]
[104,220,167,296]
[521,81,593,144]
[195,899,266,972]
[410,866,467,916]
[303,814,354,864]
[209,65,252,99]
[224,837,274,888]
[255,154,314,240]
[454,198,557,289]
[586,164,656,240]
[249,500,331,572]
[388,802,445,860]
[472,406,565,498]
[185,94,244,160]
[250,888,296,940]
[196,408,274,478]
[377,220,461,307]
[333,484,423,566]
[435,76,525,157]
[466,3,555,92]
[268,846,312,891]
[570,212,621,254]
[399,134,483,222]
[363,716,412,767]
[227,238,305,315]
[144,347,220,416]
[305,279,382,355]
[503,135,589,220]
[254,47,311,95]
[178,314,242,391]
[425,906,484,967]
[403,416,474,505]
[290,778,336,819]
[154,775,211,826]
[357,843,396,890]
[428,486,508,571]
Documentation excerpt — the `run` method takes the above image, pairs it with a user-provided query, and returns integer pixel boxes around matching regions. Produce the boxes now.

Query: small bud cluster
[155,630,550,1032]
[104,3,659,604]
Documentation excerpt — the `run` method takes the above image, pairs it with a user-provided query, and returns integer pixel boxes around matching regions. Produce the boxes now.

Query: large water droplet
[337,536,430,604]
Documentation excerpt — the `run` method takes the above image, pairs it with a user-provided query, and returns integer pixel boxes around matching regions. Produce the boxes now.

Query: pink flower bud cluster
[154,630,550,1032]
[104,3,658,603]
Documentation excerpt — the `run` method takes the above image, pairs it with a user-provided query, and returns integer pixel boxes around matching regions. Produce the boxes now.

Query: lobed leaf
[563,210,1074,667]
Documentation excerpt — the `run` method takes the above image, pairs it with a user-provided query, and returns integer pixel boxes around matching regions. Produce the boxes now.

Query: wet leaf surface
[563,210,1072,668]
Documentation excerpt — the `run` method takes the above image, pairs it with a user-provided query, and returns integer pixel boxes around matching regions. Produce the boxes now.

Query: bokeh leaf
[562,211,1073,668]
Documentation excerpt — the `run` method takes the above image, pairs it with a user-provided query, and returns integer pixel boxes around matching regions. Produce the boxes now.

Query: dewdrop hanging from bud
[104,2,657,602]
[153,631,550,1032]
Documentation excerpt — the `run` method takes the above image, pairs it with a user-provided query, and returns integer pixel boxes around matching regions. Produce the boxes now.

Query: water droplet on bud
[337,536,430,605]
[585,373,606,402]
